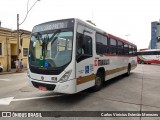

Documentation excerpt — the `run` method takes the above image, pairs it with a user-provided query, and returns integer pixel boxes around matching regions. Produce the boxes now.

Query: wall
[0,27,31,71]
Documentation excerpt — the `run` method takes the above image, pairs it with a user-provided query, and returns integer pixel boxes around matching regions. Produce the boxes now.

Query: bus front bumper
[29,78,76,94]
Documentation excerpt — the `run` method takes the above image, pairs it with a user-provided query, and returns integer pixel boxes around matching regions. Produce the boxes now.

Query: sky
[0,0,160,49]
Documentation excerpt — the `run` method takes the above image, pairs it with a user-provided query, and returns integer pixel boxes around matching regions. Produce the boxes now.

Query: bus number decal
[94,60,98,66]
[94,59,110,66]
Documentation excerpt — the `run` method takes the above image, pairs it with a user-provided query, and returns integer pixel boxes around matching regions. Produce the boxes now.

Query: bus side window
[117,41,123,55]
[109,38,117,55]
[96,33,108,54]
[84,36,92,55]
[124,43,129,55]
[76,32,92,62]
[129,45,133,55]
[76,33,84,55]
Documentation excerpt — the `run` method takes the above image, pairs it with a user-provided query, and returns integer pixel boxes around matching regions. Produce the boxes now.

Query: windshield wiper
[46,29,61,45]
[42,30,61,67]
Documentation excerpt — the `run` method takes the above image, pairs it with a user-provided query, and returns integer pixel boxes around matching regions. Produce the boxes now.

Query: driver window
[76,33,84,55]
[76,32,92,56]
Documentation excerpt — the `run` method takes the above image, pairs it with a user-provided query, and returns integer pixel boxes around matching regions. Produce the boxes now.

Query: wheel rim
[95,76,101,86]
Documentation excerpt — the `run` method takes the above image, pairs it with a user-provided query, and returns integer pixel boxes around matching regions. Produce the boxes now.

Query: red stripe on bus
[103,54,134,57]
[108,34,136,47]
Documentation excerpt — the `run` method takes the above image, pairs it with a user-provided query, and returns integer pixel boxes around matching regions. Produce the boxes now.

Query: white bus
[27,18,137,94]
[137,49,160,64]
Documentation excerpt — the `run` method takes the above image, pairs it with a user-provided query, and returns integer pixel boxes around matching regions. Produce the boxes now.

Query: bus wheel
[92,73,103,91]
[141,61,144,64]
[126,64,131,76]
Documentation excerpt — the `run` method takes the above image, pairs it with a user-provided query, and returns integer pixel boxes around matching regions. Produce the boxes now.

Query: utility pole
[17,14,19,59]
[6,34,9,71]
[16,0,40,59]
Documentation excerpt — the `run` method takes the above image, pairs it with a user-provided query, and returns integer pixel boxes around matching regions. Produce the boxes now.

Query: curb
[0,70,27,75]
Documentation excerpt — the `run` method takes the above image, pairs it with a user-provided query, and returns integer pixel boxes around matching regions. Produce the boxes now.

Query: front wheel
[91,73,103,91]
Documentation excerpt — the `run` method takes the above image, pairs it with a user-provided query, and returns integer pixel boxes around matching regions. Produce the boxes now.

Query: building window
[0,43,2,56]
[23,48,28,57]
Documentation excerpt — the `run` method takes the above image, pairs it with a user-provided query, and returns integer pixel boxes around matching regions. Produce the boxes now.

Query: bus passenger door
[76,24,95,92]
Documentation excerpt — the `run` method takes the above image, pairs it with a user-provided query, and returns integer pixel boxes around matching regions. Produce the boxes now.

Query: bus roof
[75,18,136,47]
[32,18,137,47]
[108,33,137,47]
[139,49,160,52]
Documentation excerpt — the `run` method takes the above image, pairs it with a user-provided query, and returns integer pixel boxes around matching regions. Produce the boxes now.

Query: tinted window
[129,45,133,55]
[137,51,160,55]
[110,38,116,45]
[124,43,129,55]
[109,38,117,54]
[84,36,92,55]
[76,32,92,56]
[117,41,123,55]
[133,47,137,55]
[96,33,108,54]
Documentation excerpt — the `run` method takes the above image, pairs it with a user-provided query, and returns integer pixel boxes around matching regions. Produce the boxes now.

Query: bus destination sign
[32,19,74,33]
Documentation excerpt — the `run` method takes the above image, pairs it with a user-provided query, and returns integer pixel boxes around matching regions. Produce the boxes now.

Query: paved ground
[0,64,160,120]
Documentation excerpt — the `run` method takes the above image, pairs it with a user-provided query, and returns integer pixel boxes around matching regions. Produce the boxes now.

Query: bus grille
[31,81,56,91]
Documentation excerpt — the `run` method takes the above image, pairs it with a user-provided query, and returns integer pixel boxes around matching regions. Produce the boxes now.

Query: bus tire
[91,72,103,91]
[126,64,131,76]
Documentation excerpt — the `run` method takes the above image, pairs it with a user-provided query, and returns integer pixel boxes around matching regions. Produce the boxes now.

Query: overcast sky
[0,0,160,49]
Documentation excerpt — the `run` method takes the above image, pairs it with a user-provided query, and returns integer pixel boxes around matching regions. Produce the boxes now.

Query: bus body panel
[137,49,160,64]
[28,18,137,94]
[75,23,96,92]
[28,60,77,94]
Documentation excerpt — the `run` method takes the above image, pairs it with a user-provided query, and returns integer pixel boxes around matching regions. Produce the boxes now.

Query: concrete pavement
[0,64,160,120]
[0,68,27,75]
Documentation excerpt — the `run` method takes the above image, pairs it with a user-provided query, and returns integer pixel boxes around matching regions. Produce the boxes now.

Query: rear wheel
[0,68,3,72]
[91,72,103,91]
[126,64,131,76]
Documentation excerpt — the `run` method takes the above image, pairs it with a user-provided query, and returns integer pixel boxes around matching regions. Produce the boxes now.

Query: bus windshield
[29,30,73,68]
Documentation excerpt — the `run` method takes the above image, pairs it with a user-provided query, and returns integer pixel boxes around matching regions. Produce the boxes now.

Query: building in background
[149,21,160,49]
[0,26,31,72]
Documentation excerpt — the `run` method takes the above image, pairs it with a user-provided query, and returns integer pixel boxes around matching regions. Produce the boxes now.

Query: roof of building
[0,27,12,32]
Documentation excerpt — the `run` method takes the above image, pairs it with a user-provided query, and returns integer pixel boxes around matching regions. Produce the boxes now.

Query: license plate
[38,86,47,91]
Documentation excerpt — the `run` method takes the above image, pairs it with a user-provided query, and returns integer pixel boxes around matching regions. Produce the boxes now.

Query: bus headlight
[59,70,72,83]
